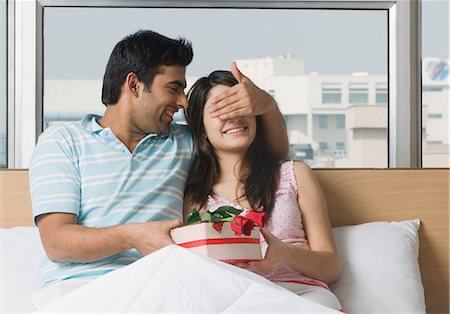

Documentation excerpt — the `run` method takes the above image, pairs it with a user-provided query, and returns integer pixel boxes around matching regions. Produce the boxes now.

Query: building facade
[36,55,449,168]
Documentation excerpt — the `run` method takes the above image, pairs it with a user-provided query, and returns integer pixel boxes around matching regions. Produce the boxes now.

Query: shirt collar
[80,113,165,139]
[80,114,103,133]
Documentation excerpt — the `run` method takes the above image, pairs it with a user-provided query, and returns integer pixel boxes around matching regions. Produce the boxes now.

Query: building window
[349,83,369,104]
[428,113,443,119]
[336,115,345,129]
[319,142,329,150]
[322,83,342,104]
[427,140,443,145]
[336,142,346,150]
[376,83,388,104]
[0,0,6,168]
[319,115,328,129]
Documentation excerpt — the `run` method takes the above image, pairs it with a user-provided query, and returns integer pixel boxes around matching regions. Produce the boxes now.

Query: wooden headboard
[0,169,448,313]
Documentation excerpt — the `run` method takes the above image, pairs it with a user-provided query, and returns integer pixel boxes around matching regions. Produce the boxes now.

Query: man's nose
[177,93,188,109]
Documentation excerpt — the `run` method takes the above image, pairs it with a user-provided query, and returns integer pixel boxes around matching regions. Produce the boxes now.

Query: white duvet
[34,245,339,313]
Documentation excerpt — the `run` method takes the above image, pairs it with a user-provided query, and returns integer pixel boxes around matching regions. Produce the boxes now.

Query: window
[428,113,443,119]
[319,142,329,150]
[422,0,449,168]
[349,83,369,104]
[336,142,346,150]
[0,0,6,168]
[376,83,388,104]
[336,115,345,129]
[427,140,443,145]
[37,5,388,169]
[322,83,342,104]
[318,115,328,129]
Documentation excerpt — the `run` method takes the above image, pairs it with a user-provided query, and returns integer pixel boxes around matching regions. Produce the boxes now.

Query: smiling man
[29,30,288,309]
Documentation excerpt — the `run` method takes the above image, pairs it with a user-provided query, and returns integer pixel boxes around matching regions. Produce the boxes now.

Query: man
[30,30,288,308]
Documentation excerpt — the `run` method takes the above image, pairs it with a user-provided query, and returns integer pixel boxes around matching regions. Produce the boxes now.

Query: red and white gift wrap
[170,222,262,263]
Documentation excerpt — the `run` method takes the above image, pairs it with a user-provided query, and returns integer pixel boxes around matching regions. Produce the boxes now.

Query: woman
[184,70,343,311]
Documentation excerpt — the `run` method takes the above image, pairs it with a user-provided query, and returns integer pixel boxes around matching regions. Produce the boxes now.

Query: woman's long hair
[184,71,280,220]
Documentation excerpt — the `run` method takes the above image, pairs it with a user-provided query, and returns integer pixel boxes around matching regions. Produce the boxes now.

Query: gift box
[170,222,262,263]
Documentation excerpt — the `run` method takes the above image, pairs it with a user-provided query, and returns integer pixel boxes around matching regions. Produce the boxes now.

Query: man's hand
[207,61,277,120]
[128,219,182,256]
[37,212,182,263]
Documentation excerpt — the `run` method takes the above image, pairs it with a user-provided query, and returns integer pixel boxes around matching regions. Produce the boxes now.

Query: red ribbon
[179,237,260,248]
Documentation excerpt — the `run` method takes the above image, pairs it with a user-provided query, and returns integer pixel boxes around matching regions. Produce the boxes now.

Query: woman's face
[202,84,257,155]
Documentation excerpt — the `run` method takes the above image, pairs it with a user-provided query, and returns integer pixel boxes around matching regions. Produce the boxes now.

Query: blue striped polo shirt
[29,114,194,287]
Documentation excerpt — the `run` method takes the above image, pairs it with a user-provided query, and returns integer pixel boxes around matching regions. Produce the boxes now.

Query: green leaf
[185,206,243,225]
[217,206,243,216]
[211,212,226,220]
[219,216,235,222]
[210,215,226,222]
[199,211,212,222]
[186,208,201,225]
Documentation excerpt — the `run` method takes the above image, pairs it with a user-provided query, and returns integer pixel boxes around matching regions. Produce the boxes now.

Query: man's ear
[125,72,140,97]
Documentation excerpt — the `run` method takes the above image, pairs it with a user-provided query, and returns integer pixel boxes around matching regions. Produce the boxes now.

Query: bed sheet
[33,245,339,313]
[1,220,426,313]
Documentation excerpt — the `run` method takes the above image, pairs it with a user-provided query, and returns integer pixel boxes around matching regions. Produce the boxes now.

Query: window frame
[0,0,7,168]
[7,0,422,168]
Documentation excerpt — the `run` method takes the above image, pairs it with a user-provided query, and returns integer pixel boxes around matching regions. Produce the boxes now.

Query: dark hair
[101,30,193,105]
[185,71,280,220]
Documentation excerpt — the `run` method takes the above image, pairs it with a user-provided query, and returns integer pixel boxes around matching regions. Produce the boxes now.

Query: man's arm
[30,127,182,264]
[207,61,289,160]
[37,213,181,263]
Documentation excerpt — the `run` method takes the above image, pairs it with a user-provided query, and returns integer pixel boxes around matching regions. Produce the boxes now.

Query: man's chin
[157,125,171,135]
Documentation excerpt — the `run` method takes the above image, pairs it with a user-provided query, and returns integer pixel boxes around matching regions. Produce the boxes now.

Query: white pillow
[330,219,426,314]
[0,227,44,313]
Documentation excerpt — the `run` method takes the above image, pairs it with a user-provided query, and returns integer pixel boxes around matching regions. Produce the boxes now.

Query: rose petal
[230,217,243,236]
[242,219,255,236]
[245,210,265,227]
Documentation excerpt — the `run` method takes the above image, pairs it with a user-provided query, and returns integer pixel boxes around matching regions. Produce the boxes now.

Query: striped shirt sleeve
[29,126,81,224]
[172,123,194,159]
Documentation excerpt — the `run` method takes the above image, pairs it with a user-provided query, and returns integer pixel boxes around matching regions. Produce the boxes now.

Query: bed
[1,169,448,313]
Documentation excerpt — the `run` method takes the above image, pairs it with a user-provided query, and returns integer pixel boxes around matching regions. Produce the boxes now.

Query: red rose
[245,211,265,227]
[231,215,255,236]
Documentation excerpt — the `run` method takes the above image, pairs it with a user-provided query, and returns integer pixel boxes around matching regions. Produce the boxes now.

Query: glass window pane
[349,83,369,104]
[44,8,387,168]
[322,84,342,104]
[422,0,449,168]
[336,115,345,129]
[319,115,328,129]
[0,0,6,168]
[376,83,388,104]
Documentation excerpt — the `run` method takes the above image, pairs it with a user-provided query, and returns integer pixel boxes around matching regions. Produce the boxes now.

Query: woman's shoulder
[281,160,313,173]
[287,160,317,186]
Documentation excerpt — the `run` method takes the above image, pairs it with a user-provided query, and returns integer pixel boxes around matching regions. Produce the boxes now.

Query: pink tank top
[207,160,329,290]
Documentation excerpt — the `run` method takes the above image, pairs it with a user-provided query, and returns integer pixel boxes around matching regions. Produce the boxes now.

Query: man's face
[133,65,187,135]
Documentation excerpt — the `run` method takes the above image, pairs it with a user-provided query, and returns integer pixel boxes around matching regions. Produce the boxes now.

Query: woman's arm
[290,161,341,283]
[244,161,341,283]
